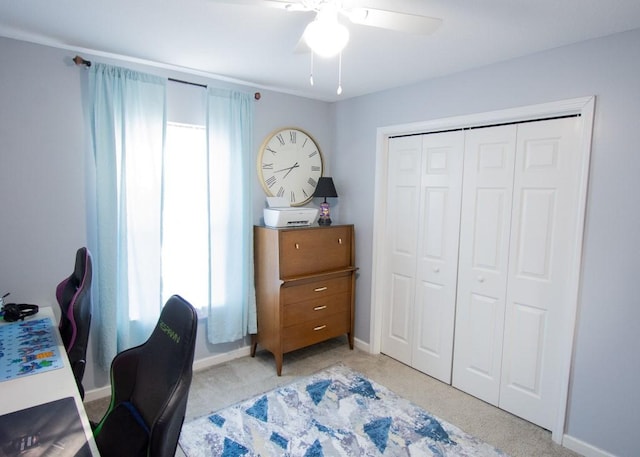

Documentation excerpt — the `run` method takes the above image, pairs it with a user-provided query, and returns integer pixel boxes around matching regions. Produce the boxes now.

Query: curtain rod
[72,55,262,100]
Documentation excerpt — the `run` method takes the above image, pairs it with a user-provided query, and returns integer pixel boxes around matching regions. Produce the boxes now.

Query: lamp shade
[313,177,338,198]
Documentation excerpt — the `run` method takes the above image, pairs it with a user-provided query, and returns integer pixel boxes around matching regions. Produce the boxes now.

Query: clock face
[257,128,324,206]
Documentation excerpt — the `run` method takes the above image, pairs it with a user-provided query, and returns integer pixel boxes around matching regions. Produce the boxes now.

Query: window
[161,122,209,312]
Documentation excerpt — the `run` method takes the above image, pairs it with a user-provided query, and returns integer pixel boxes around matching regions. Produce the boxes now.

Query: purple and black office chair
[56,247,93,399]
[93,295,198,457]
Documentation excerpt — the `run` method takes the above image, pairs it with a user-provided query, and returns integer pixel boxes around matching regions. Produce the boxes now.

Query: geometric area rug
[179,363,509,457]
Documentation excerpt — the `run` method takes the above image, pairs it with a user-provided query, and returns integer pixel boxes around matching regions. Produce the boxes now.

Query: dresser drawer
[282,312,350,353]
[282,275,351,303]
[283,293,350,327]
[279,226,352,277]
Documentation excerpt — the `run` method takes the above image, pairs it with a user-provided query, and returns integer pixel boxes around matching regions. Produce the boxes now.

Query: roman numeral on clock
[265,176,276,188]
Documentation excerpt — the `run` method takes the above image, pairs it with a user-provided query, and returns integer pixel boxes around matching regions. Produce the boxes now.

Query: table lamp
[313,177,338,226]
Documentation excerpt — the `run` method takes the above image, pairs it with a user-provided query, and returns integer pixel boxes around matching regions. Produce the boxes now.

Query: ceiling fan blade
[293,32,311,53]
[209,0,314,11]
[262,0,309,11]
[347,7,442,35]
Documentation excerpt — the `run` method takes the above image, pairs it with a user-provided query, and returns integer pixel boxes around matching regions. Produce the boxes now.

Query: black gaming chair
[93,295,198,457]
[56,247,93,399]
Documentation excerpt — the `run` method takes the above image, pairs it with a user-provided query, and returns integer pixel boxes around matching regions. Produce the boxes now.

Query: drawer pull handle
[314,325,327,331]
[314,305,327,311]
[295,243,300,249]
[314,286,328,292]
[339,238,343,244]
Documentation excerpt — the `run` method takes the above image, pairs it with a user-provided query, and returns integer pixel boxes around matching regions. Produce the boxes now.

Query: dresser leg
[275,353,283,376]
[250,335,257,357]
[348,332,354,350]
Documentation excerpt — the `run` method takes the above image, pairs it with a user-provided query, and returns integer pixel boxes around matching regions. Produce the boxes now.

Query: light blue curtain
[205,88,257,343]
[88,63,167,369]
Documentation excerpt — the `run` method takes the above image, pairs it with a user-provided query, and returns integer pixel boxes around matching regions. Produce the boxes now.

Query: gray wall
[333,28,640,457]
[0,36,335,392]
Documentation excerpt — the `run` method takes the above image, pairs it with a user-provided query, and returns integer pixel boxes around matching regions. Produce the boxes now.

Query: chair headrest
[56,247,92,306]
[151,295,197,349]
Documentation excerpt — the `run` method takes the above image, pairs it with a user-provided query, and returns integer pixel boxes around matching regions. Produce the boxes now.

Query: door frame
[370,96,595,444]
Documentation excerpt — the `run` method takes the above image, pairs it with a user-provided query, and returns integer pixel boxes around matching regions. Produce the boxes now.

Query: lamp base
[318,201,332,226]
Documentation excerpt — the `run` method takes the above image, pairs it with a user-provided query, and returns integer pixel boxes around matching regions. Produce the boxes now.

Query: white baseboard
[83,345,253,403]
[83,385,112,402]
[191,346,253,372]
[563,434,619,457]
[353,337,370,353]
[84,339,371,404]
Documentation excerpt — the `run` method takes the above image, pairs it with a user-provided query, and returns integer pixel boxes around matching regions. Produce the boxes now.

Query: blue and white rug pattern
[179,364,509,457]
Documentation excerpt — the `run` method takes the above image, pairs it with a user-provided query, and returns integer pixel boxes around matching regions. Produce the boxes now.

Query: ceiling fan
[212,0,442,94]
[215,0,442,56]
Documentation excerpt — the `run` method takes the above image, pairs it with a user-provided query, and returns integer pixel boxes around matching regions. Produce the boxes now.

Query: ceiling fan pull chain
[310,51,315,86]
[337,51,343,95]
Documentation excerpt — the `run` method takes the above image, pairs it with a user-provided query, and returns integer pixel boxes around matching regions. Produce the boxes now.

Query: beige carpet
[84,337,582,457]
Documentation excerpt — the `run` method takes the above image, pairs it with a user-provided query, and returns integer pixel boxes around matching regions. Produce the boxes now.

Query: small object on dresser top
[263,197,319,227]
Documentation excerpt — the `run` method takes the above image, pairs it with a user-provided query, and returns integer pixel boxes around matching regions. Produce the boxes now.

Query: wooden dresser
[252,224,357,375]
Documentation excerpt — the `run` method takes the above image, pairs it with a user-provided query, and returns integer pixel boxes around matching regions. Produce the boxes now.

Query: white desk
[0,307,100,456]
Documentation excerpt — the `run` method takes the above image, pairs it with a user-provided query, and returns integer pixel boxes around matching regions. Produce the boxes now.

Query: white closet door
[412,131,464,383]
[381,135,423,365]
[452,125,517,404]
[382,132,464,383]
[499,117,581,429]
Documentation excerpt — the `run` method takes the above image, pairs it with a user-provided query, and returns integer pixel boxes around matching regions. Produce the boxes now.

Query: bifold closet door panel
[452,125,517,405]
[499,117,581,430]
[381,135,423,365]
[382,132,464,383]
[411,131,464,383]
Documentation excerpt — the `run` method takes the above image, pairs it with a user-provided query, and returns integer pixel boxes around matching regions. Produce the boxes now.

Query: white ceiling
[2,0,640,102]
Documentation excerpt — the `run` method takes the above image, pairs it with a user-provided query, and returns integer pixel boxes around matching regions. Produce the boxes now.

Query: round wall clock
[257,127,324,206]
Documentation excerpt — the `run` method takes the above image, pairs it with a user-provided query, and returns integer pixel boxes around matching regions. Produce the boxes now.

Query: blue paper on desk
[0,318,64,381]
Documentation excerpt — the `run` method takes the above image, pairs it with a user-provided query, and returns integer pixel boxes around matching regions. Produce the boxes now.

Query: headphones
[2,303,39,322]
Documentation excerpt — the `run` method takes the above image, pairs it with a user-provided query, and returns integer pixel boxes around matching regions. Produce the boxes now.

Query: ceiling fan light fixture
[304,15,349,58]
